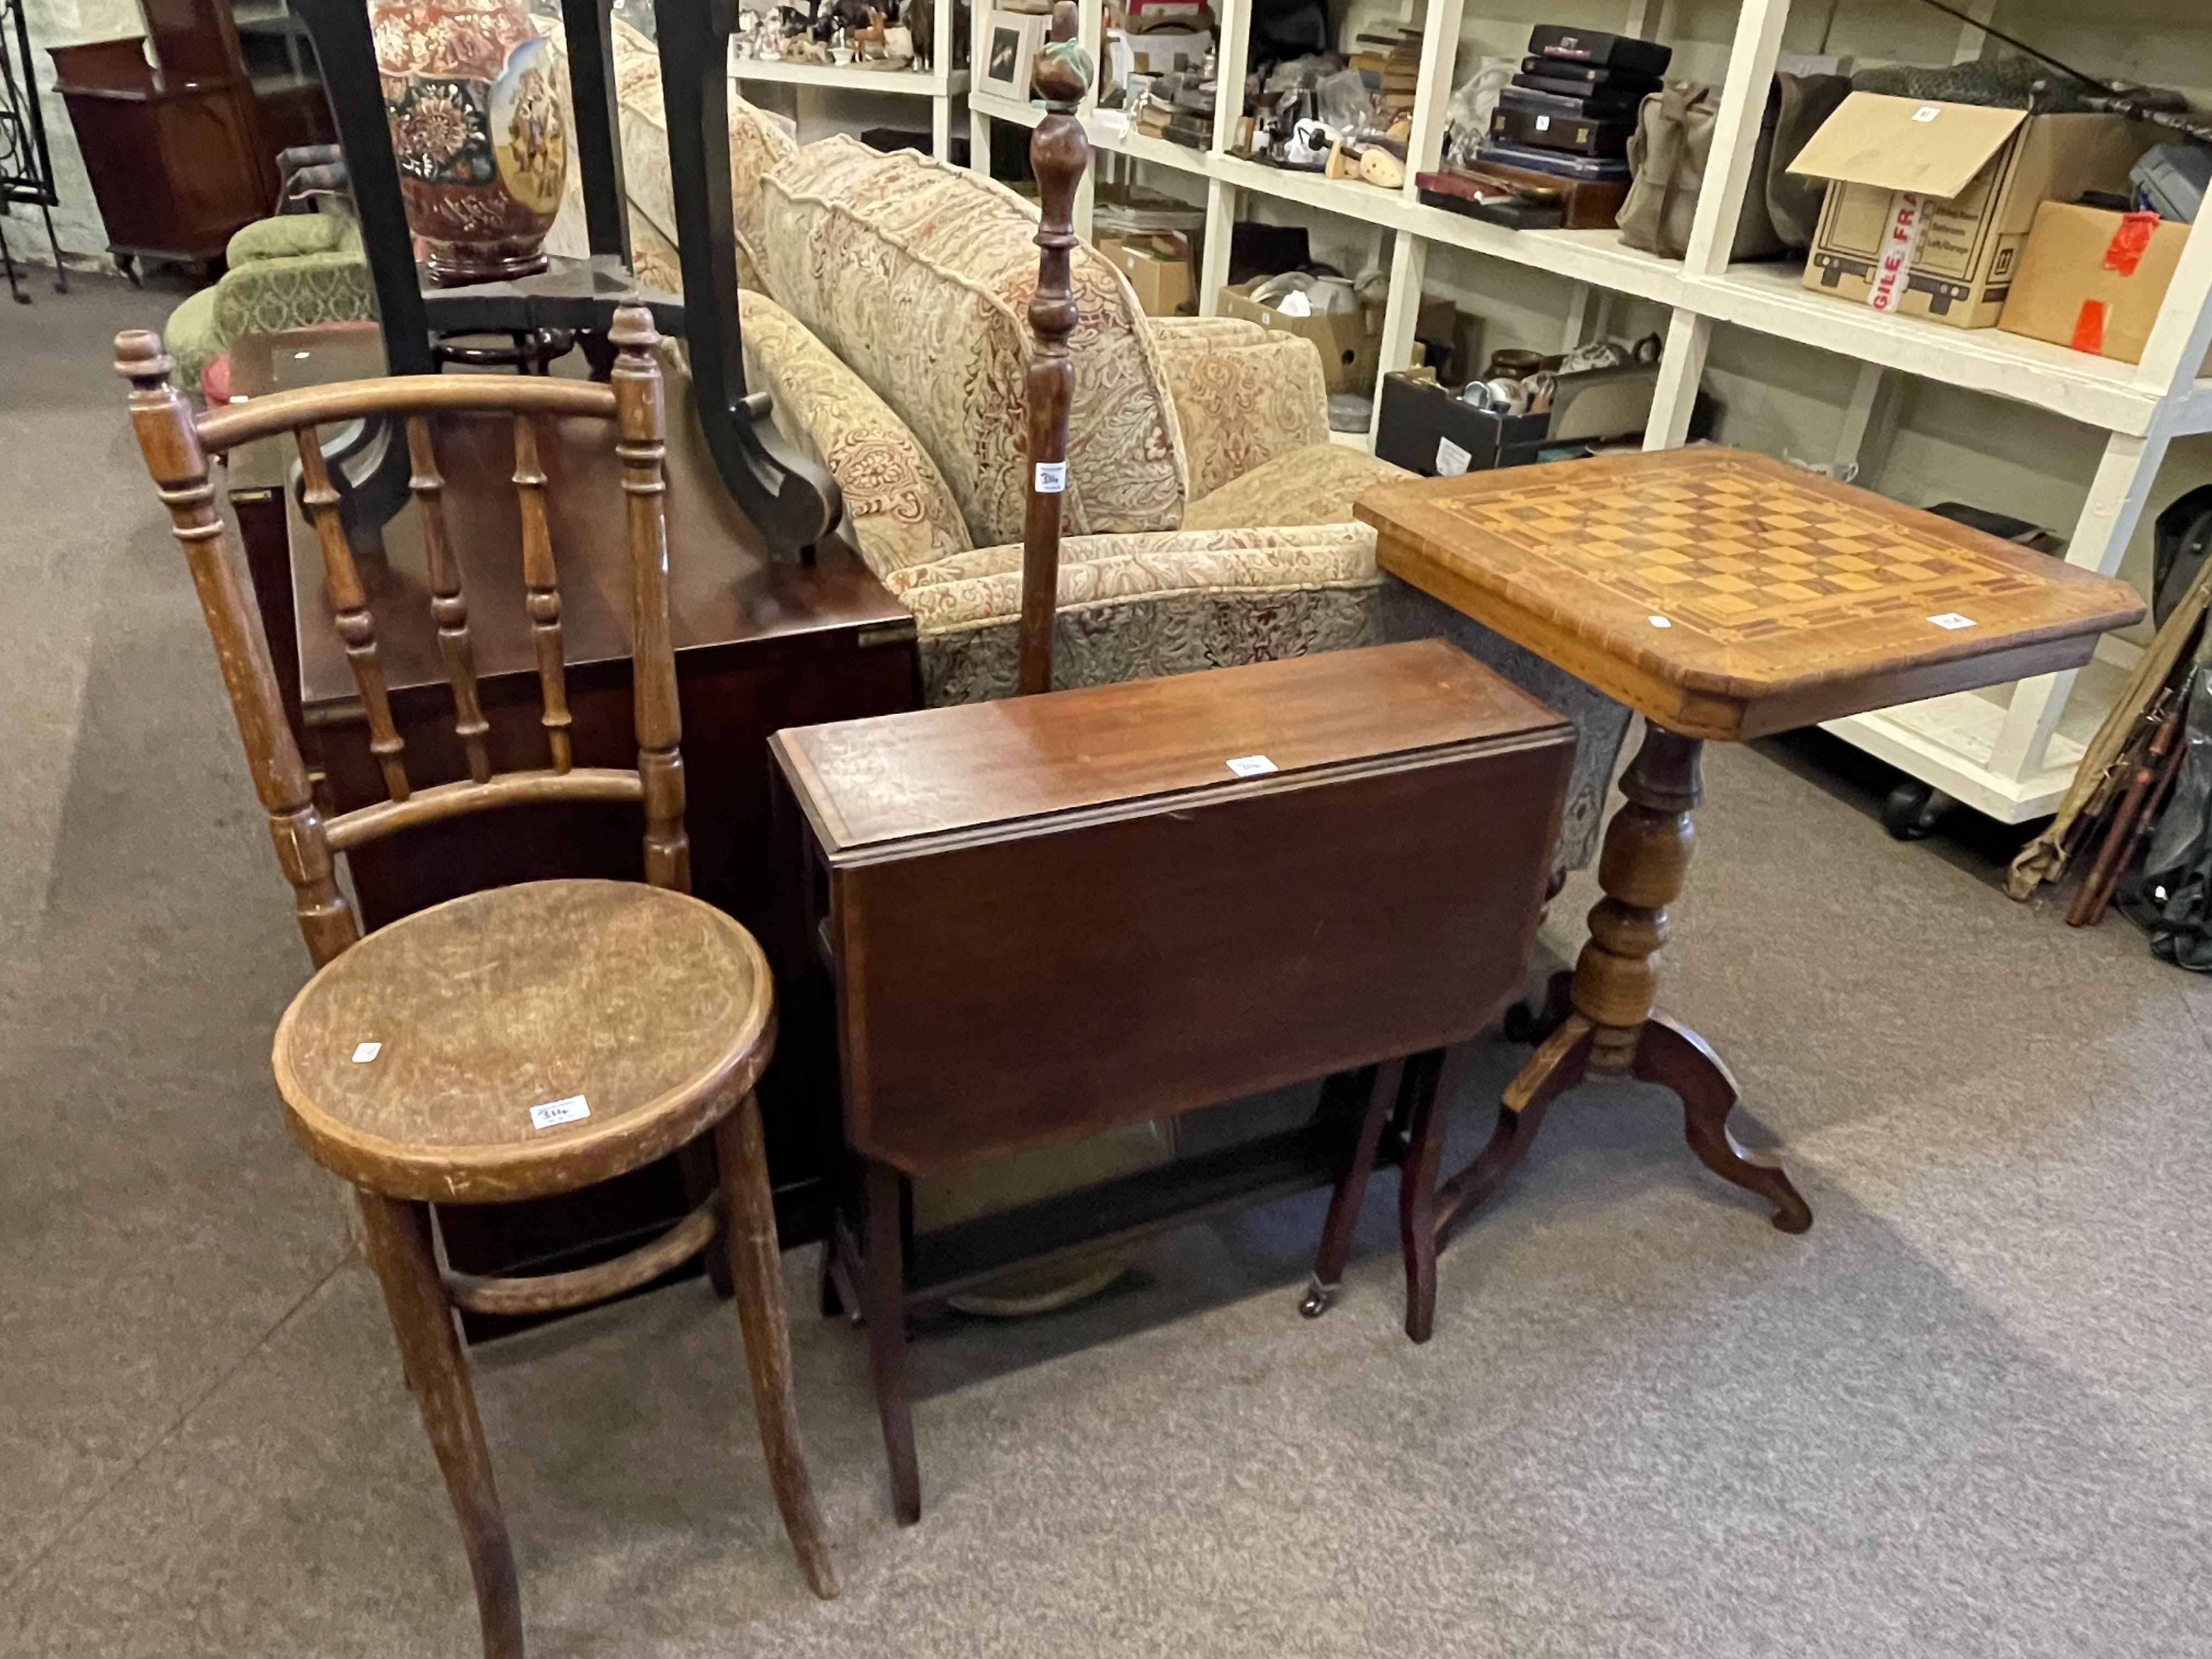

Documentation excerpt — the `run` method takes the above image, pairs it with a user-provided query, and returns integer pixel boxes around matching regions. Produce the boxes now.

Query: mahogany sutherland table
[1346,448,2146,1341]
[770,640,1576,1521]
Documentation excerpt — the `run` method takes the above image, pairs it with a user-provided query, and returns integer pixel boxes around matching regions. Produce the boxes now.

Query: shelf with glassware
[731,0,966,160]
[965,0,2212,822]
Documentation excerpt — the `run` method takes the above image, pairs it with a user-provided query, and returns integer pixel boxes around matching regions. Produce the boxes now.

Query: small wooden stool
[1335,448,2146,1342]
[119,308,836,1657]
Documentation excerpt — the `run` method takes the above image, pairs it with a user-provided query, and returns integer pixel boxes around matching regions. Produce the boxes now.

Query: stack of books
[1476,24,1669,184]
[1131,69,1214,148]
[1348,28,1422,126]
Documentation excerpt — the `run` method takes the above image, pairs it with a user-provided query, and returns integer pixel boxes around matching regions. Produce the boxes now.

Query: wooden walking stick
[1017,1,1092,696]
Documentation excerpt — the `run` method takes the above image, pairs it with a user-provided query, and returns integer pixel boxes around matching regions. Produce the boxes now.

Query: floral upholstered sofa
[538,13,1625,866]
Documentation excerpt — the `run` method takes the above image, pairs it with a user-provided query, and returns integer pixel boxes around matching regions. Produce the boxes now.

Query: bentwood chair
[116,307,837,1658]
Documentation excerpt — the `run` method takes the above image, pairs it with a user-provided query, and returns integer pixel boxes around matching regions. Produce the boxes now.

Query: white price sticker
[351,1041,382,1064]
[1435,436,1472,477]
[1926,612,1977,630]
[1034,460,1068,494]
[1912,104,1942,122]
[1226,754,1278,777]
[1534,115,1551,131]
[528,1094,591,1131]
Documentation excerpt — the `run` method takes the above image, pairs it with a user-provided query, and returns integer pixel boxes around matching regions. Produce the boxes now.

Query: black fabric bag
[2121,488,2212,968]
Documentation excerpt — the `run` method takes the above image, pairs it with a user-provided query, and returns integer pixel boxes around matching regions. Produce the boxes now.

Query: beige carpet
[6,277,2209,1659]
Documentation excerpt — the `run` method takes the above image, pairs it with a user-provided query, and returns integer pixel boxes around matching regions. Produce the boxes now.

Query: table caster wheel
[1882,778,1953,840]
[1298,1274,1336,1318]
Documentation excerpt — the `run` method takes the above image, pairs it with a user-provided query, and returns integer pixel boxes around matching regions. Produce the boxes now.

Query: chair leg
[714,1096,840,1599]
[355,1192,524,1659]
[679,1137,735,1299]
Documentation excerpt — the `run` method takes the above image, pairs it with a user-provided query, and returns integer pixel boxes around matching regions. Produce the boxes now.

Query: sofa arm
[884,523,1384,704]
[738,290,972,582]
[1149,316,1330,501]
[225,213,351,267]
[207,251,377,355]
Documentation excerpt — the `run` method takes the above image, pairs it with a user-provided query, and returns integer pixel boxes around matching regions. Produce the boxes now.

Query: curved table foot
[1636,1017,1812,1234]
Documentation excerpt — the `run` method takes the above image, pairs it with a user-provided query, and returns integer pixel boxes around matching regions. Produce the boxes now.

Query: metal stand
[1,0,68,300]
[286,0,840,559]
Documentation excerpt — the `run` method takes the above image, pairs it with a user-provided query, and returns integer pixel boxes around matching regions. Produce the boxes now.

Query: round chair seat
[273,879,774,1203]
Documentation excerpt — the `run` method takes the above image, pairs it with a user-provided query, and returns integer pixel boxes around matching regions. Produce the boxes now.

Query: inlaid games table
[1324,448,2145,1341]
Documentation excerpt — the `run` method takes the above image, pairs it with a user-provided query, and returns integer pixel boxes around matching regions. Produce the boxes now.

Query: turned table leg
[1400,724,1810,1335]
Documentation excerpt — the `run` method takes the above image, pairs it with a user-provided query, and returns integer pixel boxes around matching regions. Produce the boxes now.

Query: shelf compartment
[732,62,967,95]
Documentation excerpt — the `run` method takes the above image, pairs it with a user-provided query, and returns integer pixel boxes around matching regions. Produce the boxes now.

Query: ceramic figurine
[369,0,568,285]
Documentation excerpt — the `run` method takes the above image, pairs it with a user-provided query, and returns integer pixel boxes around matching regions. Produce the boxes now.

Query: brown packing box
[1218,276,1382,391]
[1788,92,2147,329]
[1098,232,1194,317]
[1997,201,2212,374]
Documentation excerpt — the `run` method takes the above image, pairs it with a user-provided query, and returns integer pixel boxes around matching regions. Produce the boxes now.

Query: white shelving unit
[731,2,966,161]
[968,0,2212,823]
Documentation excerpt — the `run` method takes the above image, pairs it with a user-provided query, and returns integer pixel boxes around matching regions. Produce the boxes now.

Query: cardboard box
[1098,232,1194,317]
[1120,27,1210,76]
[1218,278,1381,391]
[1789,93,2147,329]
[1997,201,2212,372]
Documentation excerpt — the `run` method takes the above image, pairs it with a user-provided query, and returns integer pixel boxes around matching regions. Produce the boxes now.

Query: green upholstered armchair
[162,209,376,400]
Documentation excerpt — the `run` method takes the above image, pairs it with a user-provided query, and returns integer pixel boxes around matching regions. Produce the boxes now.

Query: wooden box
[770,641,1577,1176]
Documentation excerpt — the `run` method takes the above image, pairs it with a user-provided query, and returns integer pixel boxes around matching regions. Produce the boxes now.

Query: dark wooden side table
[770,640,1577,1522]
[1348,448,2145,1340]
[224,326,920,1324]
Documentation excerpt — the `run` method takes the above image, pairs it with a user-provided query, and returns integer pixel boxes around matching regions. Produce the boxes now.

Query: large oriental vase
[369,0,567,285]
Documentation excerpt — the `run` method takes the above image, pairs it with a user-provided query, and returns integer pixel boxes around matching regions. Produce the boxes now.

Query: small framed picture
[980,9,1048,100]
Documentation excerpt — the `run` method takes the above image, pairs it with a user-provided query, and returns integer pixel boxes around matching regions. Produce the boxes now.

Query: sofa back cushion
[759,137,1186,546]
[535,14,793,291]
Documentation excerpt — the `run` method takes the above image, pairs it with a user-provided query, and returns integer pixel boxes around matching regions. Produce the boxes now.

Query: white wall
[17,0,143,267]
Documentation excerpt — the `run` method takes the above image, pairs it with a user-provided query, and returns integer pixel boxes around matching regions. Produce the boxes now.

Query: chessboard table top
[1356,448,2145,742]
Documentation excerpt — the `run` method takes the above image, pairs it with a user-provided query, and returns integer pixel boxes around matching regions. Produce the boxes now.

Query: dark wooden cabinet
[50,0,334,273]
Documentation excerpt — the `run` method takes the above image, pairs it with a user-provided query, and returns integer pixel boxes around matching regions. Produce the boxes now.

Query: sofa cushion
[1183,443,1413,532]
[740,290,970,577]
[759,136,1186,547]
[878,525,1384,703]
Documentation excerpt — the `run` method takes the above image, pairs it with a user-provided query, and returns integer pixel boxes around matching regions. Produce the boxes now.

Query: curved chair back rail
[114,304,686,969]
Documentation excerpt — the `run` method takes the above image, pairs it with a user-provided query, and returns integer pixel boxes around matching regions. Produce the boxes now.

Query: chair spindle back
[116,304,685,971]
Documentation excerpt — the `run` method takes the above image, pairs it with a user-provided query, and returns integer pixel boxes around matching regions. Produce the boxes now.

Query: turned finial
[1016,0,1091,697]
[608,303,661,354]
[1030,0,1091,109]
[114,329,174,388]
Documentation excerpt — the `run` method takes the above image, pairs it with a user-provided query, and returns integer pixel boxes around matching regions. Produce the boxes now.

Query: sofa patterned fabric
[762,139,1188,546]
[883,527,1385,705]
[739,290,971,576]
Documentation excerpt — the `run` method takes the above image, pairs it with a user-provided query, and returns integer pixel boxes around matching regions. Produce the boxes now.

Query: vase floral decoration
[369,0,568,285]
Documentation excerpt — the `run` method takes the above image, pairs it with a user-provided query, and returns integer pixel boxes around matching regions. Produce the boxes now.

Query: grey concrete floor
[5,277,2209,1658]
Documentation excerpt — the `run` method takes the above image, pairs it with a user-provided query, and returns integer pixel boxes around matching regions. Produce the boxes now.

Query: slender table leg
[1393,1048,1450,1342]
[862,1159,922,1525]
[1399,724,1812,1334]
[1300,1065,1386,1317]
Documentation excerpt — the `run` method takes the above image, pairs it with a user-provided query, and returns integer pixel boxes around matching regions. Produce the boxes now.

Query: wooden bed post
[1017,1,1092,696]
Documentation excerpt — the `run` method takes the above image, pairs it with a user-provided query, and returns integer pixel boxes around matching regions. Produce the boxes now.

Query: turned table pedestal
[1340,448,2145,1341]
